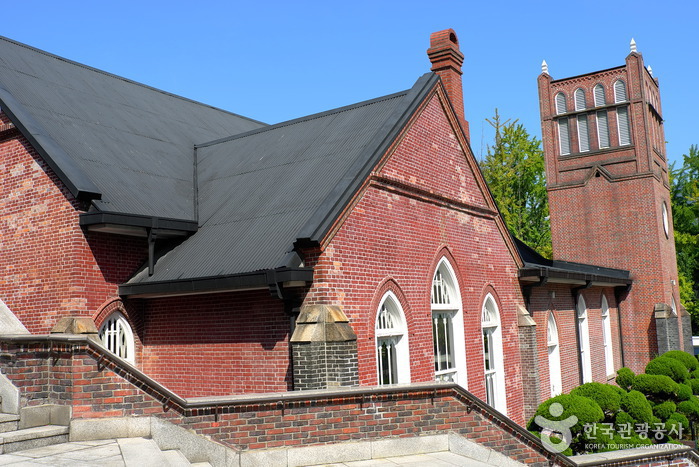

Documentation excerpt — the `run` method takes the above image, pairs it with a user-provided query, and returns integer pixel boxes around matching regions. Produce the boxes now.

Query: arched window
[555,92,567,114]
[99,311,135,364]
[614,80,627,103]
[601,295,614,376]
[547,313,562,397]
[375,292,410,385]
[431,259,467,386]
[671,296,678,316]
[482,294,507,414]
[662,202,670,238]
[577,296,592,383]
[574,89,586,111]
[593,84,606,107]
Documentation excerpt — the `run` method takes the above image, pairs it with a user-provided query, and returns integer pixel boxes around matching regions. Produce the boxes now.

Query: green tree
[480,110,552,258]
[670,145,699,328]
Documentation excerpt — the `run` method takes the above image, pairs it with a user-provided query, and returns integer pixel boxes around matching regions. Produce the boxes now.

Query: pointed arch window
[601,295,615,376]
[555,92,567,114]
[614,80,628,103]
[482,294,506,414]
[431,259,466,385]
[547,313,562,397]
[99,311,135,364]
[375,292,410,385]
[593,84,606,107]
[574,89,586,111]
[577,296,592,383]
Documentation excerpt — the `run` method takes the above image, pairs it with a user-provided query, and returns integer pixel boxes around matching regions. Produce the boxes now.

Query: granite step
[0,413,19,433]
[119,437,184,466]
[162,448,194,466]
[0,424,69,454]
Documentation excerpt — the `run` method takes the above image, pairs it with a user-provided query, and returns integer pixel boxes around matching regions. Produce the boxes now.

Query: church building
[0,29,687,461]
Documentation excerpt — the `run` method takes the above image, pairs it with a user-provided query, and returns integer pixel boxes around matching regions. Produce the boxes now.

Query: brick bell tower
[537,40,687,373]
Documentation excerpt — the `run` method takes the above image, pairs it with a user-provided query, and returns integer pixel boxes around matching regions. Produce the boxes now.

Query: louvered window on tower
[558,118,571,155]
[555,92,567,114]
[617,107,631,146]
[597,110,610,148]
[614,80,627,103]
[594,84,606,107]
[577,115,590,152]
[574,89,586,111]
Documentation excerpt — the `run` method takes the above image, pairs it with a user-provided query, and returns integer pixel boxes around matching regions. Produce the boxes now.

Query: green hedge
[662,350,699,371]
[616,367,635,391]
[570,383,621,417]
[646,356,690,384]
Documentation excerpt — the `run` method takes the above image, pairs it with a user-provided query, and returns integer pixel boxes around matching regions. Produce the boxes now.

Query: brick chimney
[427,29,468,139]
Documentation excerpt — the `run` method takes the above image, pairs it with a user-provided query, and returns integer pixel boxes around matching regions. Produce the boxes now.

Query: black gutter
[119,267,313,298]
[519,266,632,286]
[80,212,198,233]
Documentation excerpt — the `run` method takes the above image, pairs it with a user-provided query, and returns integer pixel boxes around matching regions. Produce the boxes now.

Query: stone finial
[630,38,637,53]
[541,60,549,75]
[647,65,653,76]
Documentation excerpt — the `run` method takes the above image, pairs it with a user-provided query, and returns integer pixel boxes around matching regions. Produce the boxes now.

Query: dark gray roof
[0,36,265,220]
[122,74,438,293]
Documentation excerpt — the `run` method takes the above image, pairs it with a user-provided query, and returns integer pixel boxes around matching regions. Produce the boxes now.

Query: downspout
[614,283,632,369]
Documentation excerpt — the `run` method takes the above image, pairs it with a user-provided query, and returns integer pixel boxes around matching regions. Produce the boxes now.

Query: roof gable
[122,74,439,293]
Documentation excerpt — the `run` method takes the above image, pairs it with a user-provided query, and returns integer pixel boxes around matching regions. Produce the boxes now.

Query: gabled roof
[0,36,265,220]
[121,74,439,296]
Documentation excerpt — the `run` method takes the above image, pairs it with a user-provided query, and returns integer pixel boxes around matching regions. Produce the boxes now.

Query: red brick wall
[0,120,147,333]
[0,338,560,466]
[138,290,292,397]
[304,92,527,424]
[530,285,623,403]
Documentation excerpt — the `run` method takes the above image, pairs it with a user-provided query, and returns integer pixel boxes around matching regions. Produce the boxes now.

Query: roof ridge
[195,89,411,148]
[0,35,266,127]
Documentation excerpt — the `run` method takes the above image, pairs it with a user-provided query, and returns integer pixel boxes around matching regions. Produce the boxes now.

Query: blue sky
[4,1,697,165]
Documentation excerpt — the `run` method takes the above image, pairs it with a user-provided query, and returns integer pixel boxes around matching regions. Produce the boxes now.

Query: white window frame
[98,311,135,364]
[593,84,606,107]
[574,88,586,111]
[555,92,567,114]
[558,118,571,155]
[614,80,627,103]
[431,258,467,387]
[482,293,507,415]
[616,106,631,146]
[601,295,614,376]
[375,291,411,385]
[547,313,562,397]
[662,202,670,238]
[577,296,592,383]
[577,114,590,152]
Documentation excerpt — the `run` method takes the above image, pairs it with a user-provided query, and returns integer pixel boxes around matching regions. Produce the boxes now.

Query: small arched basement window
[98,311,135,364]
[375,292,410,385]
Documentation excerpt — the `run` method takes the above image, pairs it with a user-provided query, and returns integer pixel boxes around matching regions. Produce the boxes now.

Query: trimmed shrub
[691,368,699,379]
[690,379,699,395]
[620,390,653,424]
[678,397,699,421]
[530,394,604,437]
[632,374,679,401]
[652,400,676,421]
[616,367,635,391]
[570,383,621,417]
[615,410,635,427]
[669,412,690,434]
[662,350,699,371]
[646,356,690,384]
[677,383,693,401]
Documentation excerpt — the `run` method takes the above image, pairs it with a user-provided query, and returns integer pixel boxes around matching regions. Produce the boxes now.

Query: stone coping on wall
[571,444,699,466]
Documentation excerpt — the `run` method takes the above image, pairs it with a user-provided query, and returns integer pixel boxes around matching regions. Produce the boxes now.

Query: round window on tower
[662,202,669,239]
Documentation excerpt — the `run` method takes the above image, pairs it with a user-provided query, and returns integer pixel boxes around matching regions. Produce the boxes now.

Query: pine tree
[480,109,552,258]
